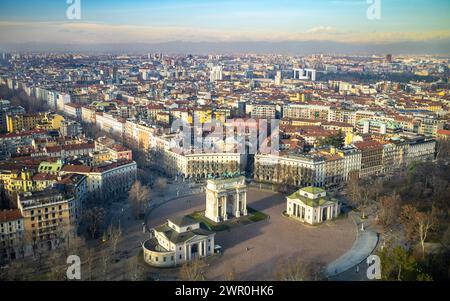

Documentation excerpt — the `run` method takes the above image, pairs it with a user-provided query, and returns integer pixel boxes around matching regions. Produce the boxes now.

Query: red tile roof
[32,173,58,181]
[61,165,93,173]
[0,209,23,223]
[437,129,450,137]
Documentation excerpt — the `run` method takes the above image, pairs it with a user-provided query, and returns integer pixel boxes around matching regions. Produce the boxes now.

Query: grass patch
[188,208,268,232]
[188,211,230,232]
[247,207,268,223]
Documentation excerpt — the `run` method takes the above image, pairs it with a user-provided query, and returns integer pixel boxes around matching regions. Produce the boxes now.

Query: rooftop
[301,186,326,194]
[169,215,198,228]
[288,186,337,207]
[0,209,23,223]
[154,222,213,244]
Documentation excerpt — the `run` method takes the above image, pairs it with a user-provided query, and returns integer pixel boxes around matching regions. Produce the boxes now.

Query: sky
[0,0,449,45]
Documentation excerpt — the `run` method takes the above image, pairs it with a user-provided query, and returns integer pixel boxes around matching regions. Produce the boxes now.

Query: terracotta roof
[0,129,47,139]
[147,104,164,110]
[0,209,23,223]
[57,173,85,185]
[46,143,95,153]
[110,144,129,152]
[437,129,450,136]
[32,173,58,181]
[61,165,92,173]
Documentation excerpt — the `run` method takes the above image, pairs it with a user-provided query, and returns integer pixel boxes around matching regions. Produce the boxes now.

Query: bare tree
[436,139,450,162]
[107,223,122,257]
[347,172,361,207]
[83,247,97,281]
[369,178,384,203]
[100,249,111,281]
[377,193,401,231]
[440,226,450,251]
[401,205,435,258]
[84,207,106,239]
[126,255,144,281]
[154,177,167,196]
[346,177,378,219]
[179,258,207,281]
[128,181,151,219]
[1,259,34,281]
[275,258,324,281]
[48,250,67,281]
[359,186,371,219]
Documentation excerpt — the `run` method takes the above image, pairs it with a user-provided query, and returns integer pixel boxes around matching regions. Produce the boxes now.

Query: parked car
[214,245,223,254]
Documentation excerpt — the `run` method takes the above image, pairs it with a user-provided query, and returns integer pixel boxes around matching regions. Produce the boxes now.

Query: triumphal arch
[205,176,248,223]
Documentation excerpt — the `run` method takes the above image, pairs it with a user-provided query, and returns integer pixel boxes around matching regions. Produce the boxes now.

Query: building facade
[286,186,340,225]
[143,216,215,268]
[0,209,25,262]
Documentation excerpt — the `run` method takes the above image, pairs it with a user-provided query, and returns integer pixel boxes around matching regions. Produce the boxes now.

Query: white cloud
[307,26,338,34]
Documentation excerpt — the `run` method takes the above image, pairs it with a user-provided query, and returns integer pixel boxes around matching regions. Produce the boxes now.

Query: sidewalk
[325,212,379,278]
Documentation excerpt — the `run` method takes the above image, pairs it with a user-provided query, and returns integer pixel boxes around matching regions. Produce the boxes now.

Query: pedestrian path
[325,213,379,278]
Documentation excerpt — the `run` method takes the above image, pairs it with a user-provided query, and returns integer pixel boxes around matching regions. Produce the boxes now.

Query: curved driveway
[325,213,379,279]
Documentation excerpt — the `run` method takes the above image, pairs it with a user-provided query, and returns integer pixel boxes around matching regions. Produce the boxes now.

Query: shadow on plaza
[246,190,285,212]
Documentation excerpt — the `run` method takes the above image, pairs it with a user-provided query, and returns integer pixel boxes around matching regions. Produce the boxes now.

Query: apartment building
[283,104,330,120]
[61,160,137,201]
[0,209,24,261]
[17,188,76,250]
[354,140,384,178]
[251,103,277,120]
[163,150,242,179]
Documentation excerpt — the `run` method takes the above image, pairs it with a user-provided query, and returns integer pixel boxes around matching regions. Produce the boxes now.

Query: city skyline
[1,0,450,286]
[0,0,450,48]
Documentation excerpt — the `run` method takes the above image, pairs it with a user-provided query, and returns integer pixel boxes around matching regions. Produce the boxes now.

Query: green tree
[378,245,421,281]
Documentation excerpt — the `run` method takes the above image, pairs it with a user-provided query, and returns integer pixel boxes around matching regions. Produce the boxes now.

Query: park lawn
[189,208,268,232]
[189,211,230,232]
[247,207,268,223]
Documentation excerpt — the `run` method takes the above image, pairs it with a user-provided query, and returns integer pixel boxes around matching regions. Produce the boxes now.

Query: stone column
[242,191,248,216]
[222,196,228,221]
[235,190,241,218]
[215,193,219,222]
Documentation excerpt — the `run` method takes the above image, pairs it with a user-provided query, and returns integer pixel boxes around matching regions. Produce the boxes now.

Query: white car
[214,245,223,254]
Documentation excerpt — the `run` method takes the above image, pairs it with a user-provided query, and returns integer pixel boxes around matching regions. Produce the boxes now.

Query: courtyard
[146,188,356,281]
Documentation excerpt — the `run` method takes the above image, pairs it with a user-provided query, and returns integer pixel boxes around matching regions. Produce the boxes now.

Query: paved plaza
[146,188,356,280]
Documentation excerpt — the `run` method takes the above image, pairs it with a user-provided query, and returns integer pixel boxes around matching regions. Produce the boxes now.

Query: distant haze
[1,40,450,56]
